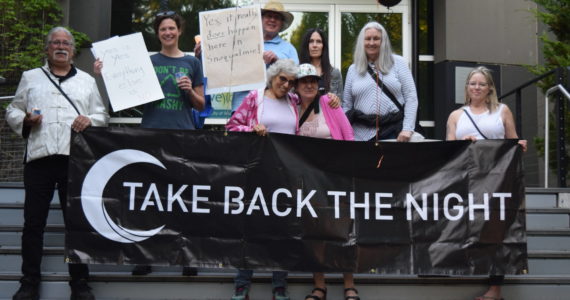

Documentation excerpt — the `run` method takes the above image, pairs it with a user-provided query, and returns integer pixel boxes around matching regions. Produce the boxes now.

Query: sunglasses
[156,11,176,17]
[278,75,296,86]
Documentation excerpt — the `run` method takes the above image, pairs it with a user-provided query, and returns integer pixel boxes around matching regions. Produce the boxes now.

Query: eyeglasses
[49,40,73,47]
[468,82,489,88]
[278,75,296,86]
[156,11,176,17]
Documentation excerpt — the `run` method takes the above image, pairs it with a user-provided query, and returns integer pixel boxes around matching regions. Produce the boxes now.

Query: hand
[193,41,201,57]
[252,124,267,136]
[263,51,277,64]
[327,93,340,108]
[177,76,193,93]
[397,130,413,142]
[71,115,92,132]
[23,112,42,128]
[462,135,478,141]
[518,139,528,152]
[93,58,103,75]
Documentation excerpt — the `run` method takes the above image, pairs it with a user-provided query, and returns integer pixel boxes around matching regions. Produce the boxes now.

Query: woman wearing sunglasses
[226,59,299,136]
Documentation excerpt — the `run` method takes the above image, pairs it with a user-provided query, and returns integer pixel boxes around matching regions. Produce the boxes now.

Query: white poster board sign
[92,32,164,112]
[199,5,266,95]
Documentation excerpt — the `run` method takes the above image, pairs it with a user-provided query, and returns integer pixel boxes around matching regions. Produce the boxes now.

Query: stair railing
[544,84,570,187]
[499,66,570,188]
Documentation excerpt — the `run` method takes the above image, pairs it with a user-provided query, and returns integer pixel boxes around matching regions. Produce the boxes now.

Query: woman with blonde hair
[446,66,527,300]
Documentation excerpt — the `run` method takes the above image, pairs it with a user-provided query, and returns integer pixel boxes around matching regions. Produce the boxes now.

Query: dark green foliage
[130,0,234,52]
[528,0,569,183]
[0,0,90,91]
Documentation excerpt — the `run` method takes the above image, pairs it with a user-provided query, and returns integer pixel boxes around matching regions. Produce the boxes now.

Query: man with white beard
[6,26,108,300]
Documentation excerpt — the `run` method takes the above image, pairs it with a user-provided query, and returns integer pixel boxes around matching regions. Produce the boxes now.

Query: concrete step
[2,274,570,300]
[526,208,570,230]
[0,205,64,226]
[526,188,569,209]
[527,229,570,251]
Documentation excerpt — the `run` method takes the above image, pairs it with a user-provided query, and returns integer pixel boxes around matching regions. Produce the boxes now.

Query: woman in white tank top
[446,66,527,300]
[446,67,527,150]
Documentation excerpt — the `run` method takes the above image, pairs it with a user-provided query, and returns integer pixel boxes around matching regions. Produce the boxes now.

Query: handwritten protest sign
[199,5,266,95]
[92,33,164,112]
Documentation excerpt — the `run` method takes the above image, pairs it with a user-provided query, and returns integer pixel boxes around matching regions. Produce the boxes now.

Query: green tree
[288,12,329,56]
[130,0,234,52]
[0,0,90,94]
[528,0,570,185]
[340,12,402,80]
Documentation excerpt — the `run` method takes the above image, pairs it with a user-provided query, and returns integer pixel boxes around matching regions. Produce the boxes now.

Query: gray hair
[45,26,75,52]
[353,22,394,75]
[266,59,298,88]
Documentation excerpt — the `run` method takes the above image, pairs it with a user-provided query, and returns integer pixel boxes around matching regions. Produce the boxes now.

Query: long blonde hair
[464,66,499,112]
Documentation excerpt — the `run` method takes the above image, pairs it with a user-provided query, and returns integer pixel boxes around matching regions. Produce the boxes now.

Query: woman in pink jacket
[297,63,354,141]
[226,59,299,136]
[296,63,356,300]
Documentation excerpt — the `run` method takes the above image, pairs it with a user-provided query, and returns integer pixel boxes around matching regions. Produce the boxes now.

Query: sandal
[304,287,327,300]
[344,287,360,300]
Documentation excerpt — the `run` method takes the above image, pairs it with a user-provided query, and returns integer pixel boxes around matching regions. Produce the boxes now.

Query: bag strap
[298,96,319,128]
[40,67,81,115]
[367,65,403,111]
[462,108,488,139]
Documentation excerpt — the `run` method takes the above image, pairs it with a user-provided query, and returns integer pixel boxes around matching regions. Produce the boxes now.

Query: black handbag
[366,65,424,137]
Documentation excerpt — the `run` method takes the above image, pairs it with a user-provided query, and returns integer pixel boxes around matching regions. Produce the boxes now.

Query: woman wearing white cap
[295,64,358,300]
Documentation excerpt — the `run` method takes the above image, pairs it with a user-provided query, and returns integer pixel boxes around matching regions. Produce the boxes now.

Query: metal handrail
[544,84,570,188]
[499,69,557,100]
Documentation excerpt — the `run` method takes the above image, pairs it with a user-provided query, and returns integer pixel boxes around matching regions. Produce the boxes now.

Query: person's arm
[184,83,205,111]
[183,58,206,111]
[446,109,461,141]
[342,66,355,113]
[226,91,257,132]
[502,104,527,152]
[394,56,418,142]
[85,76,109,127]
[330,68,344,101]
[5,71,39,138]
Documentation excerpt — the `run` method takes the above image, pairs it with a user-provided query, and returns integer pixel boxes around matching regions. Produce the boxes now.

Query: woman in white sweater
[342,21,418,142]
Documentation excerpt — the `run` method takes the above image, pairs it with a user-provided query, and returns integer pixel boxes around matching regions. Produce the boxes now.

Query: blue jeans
[234,269,287,289]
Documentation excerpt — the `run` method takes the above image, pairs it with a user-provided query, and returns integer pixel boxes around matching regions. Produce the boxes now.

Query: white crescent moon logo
[81,149,166,243]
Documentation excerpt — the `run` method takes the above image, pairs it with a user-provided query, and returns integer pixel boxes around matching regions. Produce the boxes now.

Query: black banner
[66,127,527,275]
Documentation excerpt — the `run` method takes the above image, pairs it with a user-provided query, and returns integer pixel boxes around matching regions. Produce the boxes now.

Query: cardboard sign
[199,5,266,95]
[92,33,164,111]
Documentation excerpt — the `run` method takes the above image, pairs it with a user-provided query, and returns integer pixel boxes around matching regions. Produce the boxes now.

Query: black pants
[22,155,88,285]
[489,275,504,286]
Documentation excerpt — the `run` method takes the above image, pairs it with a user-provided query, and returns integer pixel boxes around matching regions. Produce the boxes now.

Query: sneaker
[273,287,290,300]
[12,281,39,300]
[131,265,152,276]
[230,285,250,300]
[70,279,95,300]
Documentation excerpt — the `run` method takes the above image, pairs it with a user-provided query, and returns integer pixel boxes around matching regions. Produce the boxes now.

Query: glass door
[281,1,411,77]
